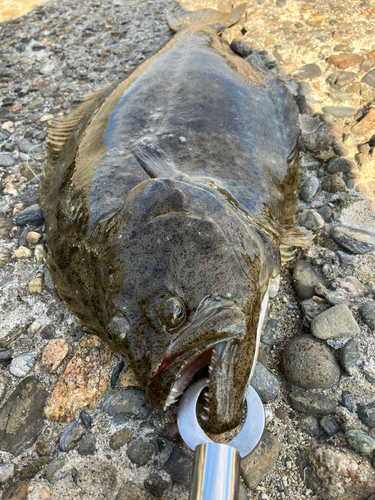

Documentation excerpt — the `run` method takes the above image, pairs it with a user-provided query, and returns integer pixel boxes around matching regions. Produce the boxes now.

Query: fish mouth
[146,298,248,428]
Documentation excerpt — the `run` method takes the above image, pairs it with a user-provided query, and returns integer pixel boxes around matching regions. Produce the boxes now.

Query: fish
[40,4,312,434]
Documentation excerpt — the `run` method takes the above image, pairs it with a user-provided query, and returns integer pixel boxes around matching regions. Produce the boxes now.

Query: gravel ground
[0,0,375,499]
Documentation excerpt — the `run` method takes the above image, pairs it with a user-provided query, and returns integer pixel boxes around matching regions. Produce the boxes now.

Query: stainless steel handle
[190,443,240,500]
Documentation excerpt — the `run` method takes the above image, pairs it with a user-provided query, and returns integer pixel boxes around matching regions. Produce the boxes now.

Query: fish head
[105,177,272,433]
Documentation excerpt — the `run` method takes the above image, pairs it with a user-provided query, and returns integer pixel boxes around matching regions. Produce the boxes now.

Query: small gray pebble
[0,154,15,168]
[250,362,280,403]
[359,301,375,330]
[300,175,319,202]
[326,157,355,178]
[298,414,321,436]
[339,339,360,374]
[9,353,35,377]
[361,69,375,88]
[59,420,85,452]
[310,304,360,340]
[43,268,57,294]
[144,472,169,497]
[292,63,321,80]
[16,204,44,227]
[298,209,324,232]
[289,386,338,415]
[320,417,340,436]
[327,71,356,89]
[293,260,322,301]
[0,463,14,483]
[164,446,193,486]
[102,388,150,420]
[320,113,335,123]
[316,205,332,222]
[127,441,155,466]
[261,318,280,346]
[341,391,354,412]
[80,410,92,429]
[18,139,43,154]
[346,179,355,189]
[46,459,67,483]
[357,402,375,428]
[77,433,96,456]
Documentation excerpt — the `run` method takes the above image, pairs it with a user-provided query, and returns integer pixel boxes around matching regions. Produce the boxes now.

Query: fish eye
[155,292,186,331]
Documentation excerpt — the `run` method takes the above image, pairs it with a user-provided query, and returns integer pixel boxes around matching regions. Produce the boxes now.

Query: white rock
[9,354,36,377]
[0,463,14,483]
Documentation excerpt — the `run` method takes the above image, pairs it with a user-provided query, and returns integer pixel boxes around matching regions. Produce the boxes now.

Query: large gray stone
[311,304,361,340]
[0,377,47,455]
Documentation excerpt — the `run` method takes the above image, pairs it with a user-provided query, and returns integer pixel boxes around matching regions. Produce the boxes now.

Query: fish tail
[167,3,247,33]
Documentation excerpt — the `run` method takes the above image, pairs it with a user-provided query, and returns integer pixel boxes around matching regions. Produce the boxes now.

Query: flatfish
[40,5,311,433]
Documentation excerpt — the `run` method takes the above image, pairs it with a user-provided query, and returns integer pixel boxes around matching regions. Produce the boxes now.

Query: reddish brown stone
[42,339,69,372]
[351,108,375,143]
[44,335,111,424]
[327,53,364,70]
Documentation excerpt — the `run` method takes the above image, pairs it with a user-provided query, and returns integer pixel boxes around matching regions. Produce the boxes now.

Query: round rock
[282,334,340,389]
[250,362,280,403]
[144,472,170,497]
[126,441,155,466]
[293,260,322,301]
[109,427,132,450]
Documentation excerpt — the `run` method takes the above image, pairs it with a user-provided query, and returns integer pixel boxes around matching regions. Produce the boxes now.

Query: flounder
[40,5,312,433]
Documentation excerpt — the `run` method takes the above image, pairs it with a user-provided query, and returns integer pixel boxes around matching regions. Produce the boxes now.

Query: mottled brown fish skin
[40,18,305,433]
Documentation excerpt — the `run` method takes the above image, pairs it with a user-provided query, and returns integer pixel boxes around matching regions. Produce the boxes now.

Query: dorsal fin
[133,143,182,179]
[39,84,111,213]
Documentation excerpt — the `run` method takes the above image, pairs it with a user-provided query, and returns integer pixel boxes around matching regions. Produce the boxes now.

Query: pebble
[28,96,44,110]
[310,304,360,340]
[115,483,153,500]
[163,446,193,486]
[80,410,92,429]
[351,107,375,143]
[230,39,252,58]
[0,154,15,167]
[282,334,340,389]
[16,204,44,227]
[326,157,355,178]
[339,339,361,374]
[330,226,375,254]
[45,460,67,483]
[341,392,354,413]
[127,441,155,466]
[2,482,28,500]
[299,445,375,499]
[331,276,369,298]
[0,376,7,404]
[102,387,150,420]
[34,244,46,264]
[324,290,349,306]
[357,402,375,428]
[297,415,321,437]
[292,260,322,301]
[361,69,375,87]
[291,63,321,80]
[0,219,12,239]
[77,433,96,456]
[45,335,111,424]
[0,248,11,268]
[300,175,319,202]
[359,301,375,330]
[0,464,15,483]
[3,182,18,196]
[240,431,280,490]
[328,91,350,102]
[35,436,54,457]
[18,139,43,154]
[327,71,356,89]
[40,114,54,122]
[111,360,125,388]
[298,209,324,232]
[327,53,364,70]
[10,353,36,377]
[12,246,32,259]
[2,122,15,134]
[322,106,357,118]
[59,420,85,452]
[363,360,375,384]
[346,429,375,454]
[0,377,47,455]
[289,386,338,415]
[42,339,69,372]
[109,427,132,450]
[320,417,340,436]
[250,362,280,403]
[261,318,280,346]
[43,268,57,294]
[28,273,43,295]
[26,231,42,244]
[321,174,347,193]
[16,457,49,482]
[320,112,335,123]
[144,472,169,497]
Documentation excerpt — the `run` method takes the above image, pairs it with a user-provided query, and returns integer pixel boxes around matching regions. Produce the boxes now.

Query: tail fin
[167,3,247,32]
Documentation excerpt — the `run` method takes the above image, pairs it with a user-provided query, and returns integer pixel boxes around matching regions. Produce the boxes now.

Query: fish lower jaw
[163,348,214,410]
